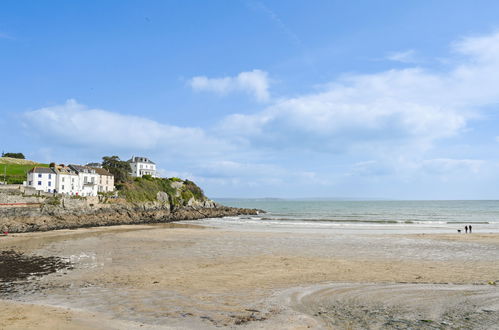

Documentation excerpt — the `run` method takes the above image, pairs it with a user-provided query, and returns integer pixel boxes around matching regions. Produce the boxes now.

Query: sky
[2,1,499,199]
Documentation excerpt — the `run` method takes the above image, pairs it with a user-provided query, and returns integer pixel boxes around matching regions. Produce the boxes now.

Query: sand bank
[1,224,498,329]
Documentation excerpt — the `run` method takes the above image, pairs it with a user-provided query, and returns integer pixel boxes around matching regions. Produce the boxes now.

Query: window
[91,177,95,183]
[49,174,51,179]
[38,174,42,178]
[62,185,65,190]
[62,177,65,182]
[38,181,42,185]
[28,181,32,185]
[84,177,88,183]
[48,181,51,187]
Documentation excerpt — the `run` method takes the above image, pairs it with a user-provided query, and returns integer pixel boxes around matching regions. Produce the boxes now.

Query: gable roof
[93,167,114,177]
[29,167,55,174]
[53,165,78,175]
[69,164,97,174]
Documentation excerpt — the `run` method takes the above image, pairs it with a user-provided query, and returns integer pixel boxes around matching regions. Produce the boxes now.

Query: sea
[195,199,499,234]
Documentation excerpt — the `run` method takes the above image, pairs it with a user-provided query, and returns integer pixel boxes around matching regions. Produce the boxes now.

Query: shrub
[119,177,176,203]
[46,196,61,206]
[183,180,205,200]
[2,152,25,159]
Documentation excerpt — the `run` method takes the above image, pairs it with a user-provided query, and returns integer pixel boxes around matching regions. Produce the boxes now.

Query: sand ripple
[287,283,499,329]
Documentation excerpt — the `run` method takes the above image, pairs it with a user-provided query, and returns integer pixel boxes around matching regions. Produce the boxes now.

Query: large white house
[27,167,57,193]
[128,156,156,178]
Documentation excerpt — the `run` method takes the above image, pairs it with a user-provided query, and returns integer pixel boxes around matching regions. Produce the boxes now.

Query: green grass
[118,176,206,205]
[119,177,176,203]
[0,163,49,184]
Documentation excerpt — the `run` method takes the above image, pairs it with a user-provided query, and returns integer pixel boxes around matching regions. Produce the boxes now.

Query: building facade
[26,167,57,193]
[25,163,115,197]
[53,165,79,195]
[68,165,100,197]
[128,156,156,177]
[93,167,115,193]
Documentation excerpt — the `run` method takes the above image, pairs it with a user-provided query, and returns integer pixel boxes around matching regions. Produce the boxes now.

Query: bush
[46,196,61,206]
[183,180,205,200]
[117,176,207,205]
[2,152,25,159]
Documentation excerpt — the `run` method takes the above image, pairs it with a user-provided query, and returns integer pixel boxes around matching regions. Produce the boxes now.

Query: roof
[128,156,155,165]
[53,165,77,175]
[29,167,55,174]
[93,167,114,177]
[69,164,97,174]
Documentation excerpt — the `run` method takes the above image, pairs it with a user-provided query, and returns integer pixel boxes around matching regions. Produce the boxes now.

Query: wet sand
[1,223,499,329]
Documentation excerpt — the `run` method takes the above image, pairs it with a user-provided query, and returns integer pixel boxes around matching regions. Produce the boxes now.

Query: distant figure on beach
[469,225,472,233]
[457,229,461,233]
[465,225,468,234]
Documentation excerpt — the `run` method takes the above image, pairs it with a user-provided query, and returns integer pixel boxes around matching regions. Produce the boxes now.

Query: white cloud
[189,69,270,102]
[18,31,499,198]
[23,99,231,157]
[219,32,499,156]
[386,49,419,63]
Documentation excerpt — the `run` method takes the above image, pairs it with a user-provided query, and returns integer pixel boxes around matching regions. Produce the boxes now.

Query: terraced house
[25,164,115,196]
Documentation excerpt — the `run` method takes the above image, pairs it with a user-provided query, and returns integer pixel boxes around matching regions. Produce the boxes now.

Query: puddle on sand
[0,250,72,296]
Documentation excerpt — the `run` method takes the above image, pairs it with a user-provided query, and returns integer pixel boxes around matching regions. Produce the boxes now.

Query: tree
[2,152,25,159]
[101,156,131,185]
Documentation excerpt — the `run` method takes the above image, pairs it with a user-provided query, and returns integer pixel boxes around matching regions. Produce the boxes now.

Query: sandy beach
[1,223,499,329]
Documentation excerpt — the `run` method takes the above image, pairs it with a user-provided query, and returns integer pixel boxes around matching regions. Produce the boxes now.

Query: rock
[0,190,260,233]
[156,191,169,202]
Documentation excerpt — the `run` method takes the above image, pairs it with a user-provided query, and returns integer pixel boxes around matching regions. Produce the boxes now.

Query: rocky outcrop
[0,191,262,233]
[0,204,260,233]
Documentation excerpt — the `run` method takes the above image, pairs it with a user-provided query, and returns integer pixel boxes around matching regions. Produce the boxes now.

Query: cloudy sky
[2,1,499,199]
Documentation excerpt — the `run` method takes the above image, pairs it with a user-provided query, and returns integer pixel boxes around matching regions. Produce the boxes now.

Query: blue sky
[2,1,499,199]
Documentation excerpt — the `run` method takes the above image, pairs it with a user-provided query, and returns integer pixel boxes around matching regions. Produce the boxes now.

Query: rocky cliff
[0,181,261,233]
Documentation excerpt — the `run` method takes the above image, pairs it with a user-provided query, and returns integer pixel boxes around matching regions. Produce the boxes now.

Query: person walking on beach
[469,225,472,233]
[465,225,468,234]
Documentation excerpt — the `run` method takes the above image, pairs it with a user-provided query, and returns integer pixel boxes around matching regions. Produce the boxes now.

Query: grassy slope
[0,157,49,184]
[119,176,206,206]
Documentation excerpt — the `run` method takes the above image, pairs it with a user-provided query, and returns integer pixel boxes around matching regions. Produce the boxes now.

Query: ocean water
[203,199,499,233]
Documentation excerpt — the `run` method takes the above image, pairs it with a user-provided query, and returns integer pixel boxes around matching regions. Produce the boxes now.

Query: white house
[53,165,80,195]
[26,167,57,193]
[128,156,156,178]
[69,164,100,197]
